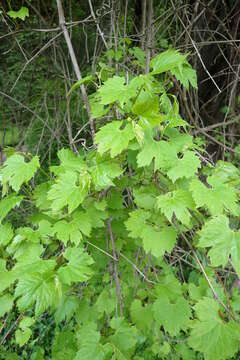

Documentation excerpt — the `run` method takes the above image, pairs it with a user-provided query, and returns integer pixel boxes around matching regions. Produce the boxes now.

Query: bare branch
[88,0,108,49]
[107,219,123,316]
[56,0,95,140]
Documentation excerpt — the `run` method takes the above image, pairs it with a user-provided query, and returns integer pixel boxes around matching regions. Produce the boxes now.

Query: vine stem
[107,219,123,316]
[86,241,156,284]
[86,240,117,261]
[119,252,156,285]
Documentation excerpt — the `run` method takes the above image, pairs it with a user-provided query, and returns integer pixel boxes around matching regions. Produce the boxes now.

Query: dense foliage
[1,1,240,359]
[1,45,240,359]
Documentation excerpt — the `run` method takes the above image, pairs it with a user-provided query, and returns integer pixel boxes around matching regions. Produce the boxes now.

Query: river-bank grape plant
[1,49,240,359]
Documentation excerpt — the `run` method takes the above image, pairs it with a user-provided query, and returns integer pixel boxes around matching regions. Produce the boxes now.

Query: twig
[1,15,28,61]
[194,116,240,134]
[88,0,108,49]
[0,313,24,348]
[222,64,240,158]
[0,91,55,137]
[170,0,221,94]
[107,219,123,316]
[56,0,95,141]
[119,251,156,285]
[196,127,235,153]
[191,40,221,93]
[174,222,235,319]
[87,239,155,284]
[86,240,118,261]
[145,0,154,73]
[0,314,9,335]
[10,30,64,93]
[72,121,91,142]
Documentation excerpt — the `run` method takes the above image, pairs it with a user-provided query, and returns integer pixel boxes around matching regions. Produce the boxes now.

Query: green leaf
[110,317,138,358]
[126,208,177,258]
[213,160,240,183]
[11,244,44,272]
[52,149,87,175]
[0,293,14,317]
[152,140,179,171]
[95,121,135,157]
[57,247,94,285]
[132,122,145,146]
[150,49,187,75]
[96,288,117,316]
[15,269,61,315]
[166,128,194,151]
[157,189,194,225]
[67,75,93,96]
[0,222,14,246]
[188,278,210,302]
[15,328,32,347]
[141,225,177,258]
[0,127,19,146]
[136,134,160,168]
[52,331,77,360]
[133,186,158,209]
[174,343,196,360]
[130,299,153,333]
[171,64,198,89]
[16,226,41,244]
[75,300,98,325]
[166,151,201,182]
[33,182,52,210]
[198,215,240,275]
[54,210,92,245]
[160,92,172,113]
[107,190,123,210]
[0,194,23,223]
[38,220,54,242]
[97,76,136,106]
[7,7,29,20]
[150,50,197,90]
[155,272,182,302]
[167,114,188,128]
[153,296,191,336]
[2,352,20,360]
[89,155,122,190]
[190,176,238,216]
[132,90,159,118]
[0,259,17,293]
[55,295,79,324]
[47,170,90,213]
[129,47,146,68]
[136,129,178,171]
[1,155,39,192]
[84,200,108,228]
[125,209,150,238]
[75,322,105,360]
[188,297,240,360]
[19,316,35,329]
[188,276,224,303]
[15,316,35,345]
[30,346,45,360]
[155,341,171,357]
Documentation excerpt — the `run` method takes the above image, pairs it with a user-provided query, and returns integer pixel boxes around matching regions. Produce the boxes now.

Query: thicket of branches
[0,0,239,161]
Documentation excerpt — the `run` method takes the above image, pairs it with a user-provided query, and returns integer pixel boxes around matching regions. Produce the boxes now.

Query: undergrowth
[1,48,240,360]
